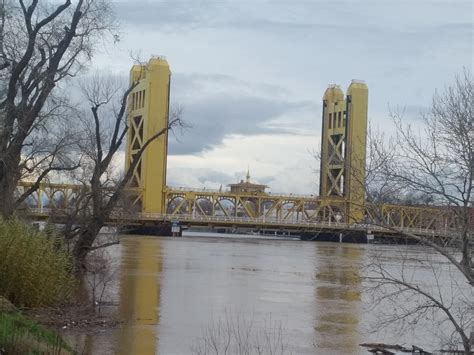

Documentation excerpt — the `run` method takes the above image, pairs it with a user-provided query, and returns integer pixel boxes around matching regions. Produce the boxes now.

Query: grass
[0,311,74,354]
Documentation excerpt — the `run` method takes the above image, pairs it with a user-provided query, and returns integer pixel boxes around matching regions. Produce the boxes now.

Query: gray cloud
[168,93,313,155]
[197,170,234,185]
[114,1,218,32]
[114,1,381,36]
[115,1,472,39]
[168,72,317,155]
[171,72,292,98]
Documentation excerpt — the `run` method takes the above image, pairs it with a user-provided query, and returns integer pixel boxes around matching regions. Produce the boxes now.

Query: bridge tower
[319,80,368,222]
[125,57,171,213]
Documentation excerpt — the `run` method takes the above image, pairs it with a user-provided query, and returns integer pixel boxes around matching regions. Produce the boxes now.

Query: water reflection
[314,244,363,353]
[66,237,163,355]
[115,237,162,355]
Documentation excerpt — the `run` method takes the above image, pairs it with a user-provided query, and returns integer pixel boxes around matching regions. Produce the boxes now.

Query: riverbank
[24,304,120,331]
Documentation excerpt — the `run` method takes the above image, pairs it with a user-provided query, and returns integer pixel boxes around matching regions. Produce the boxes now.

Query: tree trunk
[0,180,15,217]
[72,223,102,271]
[0,148,21,217]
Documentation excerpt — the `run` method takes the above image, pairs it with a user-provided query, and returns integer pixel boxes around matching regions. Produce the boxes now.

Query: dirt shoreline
[23,304,121,332]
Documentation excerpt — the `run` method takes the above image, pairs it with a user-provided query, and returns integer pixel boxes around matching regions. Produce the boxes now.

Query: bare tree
[364,71,473,351]
[0,0,116,217]
[191,311,291,355]
[59,73,184,269]
[83,247,116,316]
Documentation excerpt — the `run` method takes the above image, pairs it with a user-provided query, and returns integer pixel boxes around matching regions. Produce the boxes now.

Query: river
[65,233,469,354]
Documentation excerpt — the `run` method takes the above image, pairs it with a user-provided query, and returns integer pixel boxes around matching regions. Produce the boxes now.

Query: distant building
[228,170,268,194]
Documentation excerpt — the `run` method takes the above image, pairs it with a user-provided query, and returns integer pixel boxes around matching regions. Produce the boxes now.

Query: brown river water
[65,233,469,354]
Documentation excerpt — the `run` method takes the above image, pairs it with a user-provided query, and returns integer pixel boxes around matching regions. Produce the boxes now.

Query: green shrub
[0,311,74,354]
[0,219,76,307]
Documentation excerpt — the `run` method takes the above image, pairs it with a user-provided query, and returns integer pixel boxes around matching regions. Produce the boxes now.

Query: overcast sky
[94,0,473,194]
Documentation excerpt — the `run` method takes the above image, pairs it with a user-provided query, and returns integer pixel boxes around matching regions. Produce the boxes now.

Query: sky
[92,0,473,194]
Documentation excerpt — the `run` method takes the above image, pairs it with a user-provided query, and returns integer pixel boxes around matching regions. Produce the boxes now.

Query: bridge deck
[28,208,458,239]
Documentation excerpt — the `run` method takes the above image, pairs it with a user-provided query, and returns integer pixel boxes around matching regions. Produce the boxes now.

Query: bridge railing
[26,208,460,238]
[134,212,459,238]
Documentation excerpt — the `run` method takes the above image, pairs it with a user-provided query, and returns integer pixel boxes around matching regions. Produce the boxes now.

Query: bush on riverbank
[0,219,75,307]
[0,311,73,354]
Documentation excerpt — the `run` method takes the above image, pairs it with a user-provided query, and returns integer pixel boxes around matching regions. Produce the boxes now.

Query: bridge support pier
[300,230,368,243]
[124,222,180,237]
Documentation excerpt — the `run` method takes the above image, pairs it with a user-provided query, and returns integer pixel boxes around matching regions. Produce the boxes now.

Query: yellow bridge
[18,58,463,241]
[19,183,459,241]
